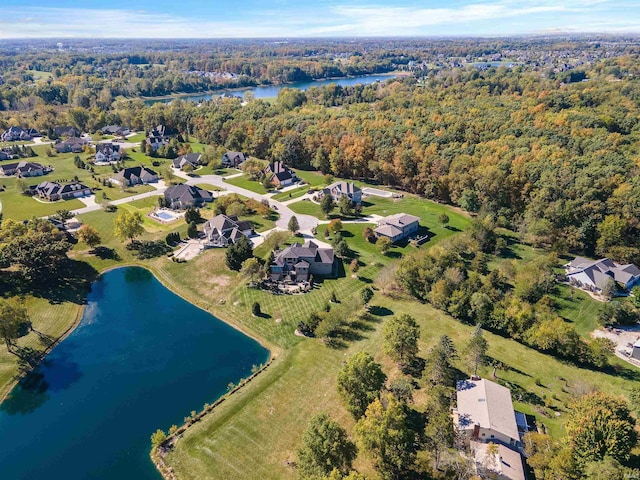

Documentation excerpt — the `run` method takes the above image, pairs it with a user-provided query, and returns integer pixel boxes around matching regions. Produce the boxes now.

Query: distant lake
[144,73,399,104]
[0,267,268,480]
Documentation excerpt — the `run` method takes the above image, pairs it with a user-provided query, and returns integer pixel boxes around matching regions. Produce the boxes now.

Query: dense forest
[2,39,640,262]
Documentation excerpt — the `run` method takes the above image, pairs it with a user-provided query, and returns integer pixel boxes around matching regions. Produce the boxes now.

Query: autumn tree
[337,352,387,419]
[113,210,144,243]
[296,413,357,479]
[376,236,392,255]
[354,395,416,479]
[565,392,637,465]
[466,325,488,376]
[320,194,335,218]
[288,215,300,234]
[0,298,29,352]
[382,314,420,366]
[77,224,102,248]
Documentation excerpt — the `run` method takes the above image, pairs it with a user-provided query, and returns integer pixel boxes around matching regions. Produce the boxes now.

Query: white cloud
[0,1,639,38]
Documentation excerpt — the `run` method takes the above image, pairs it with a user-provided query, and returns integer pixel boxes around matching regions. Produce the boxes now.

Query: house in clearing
[221,151,247,168]
[565,256,640,292]
[95,143,121,163]
[33,181,91,201]
[203,214,253,247]
[171,153,202,170]
[1,126,32,142]
[319,181,362,204]
[146,124,178,151]
[110,166,158,187]
[269,240,336,284]
[374,213,420,243]
[100,125,130,136]
[263,161,296,187]
[53,126,81,138]
[164,184,213,209]
[453,378,520,448]
[0,161,51,177]
[55,137,88,154]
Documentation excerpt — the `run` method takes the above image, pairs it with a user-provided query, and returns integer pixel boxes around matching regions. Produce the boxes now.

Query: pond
[0,267,269,480]
[144,73,399,104]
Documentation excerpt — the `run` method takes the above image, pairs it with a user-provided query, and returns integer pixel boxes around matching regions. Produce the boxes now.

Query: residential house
[171,153,202,170]
[164,184,213,209]
[471,441,526,480]
[565,256,640,292]
[263,161,296,187]
[1,126,31,142]
[0,161,50,177]
[0,150,12,160]
[95,143,121,163]
[146,124,178,151]
[55,137,88,154]
[631,339,640,361]
[33,181,91,201]
[203,214,253,247]
[453,378,520,448]
[110,166,158,187]
[221,151,247,168]
[319,181,362,204]
[374,213,420,243]
[100,125,130,136]
[269,240,336,283]
[53,126,80,138]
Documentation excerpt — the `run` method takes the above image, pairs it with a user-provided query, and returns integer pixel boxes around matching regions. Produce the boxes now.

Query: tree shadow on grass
[1,368,49,415]
[369,305,394,317]
[92,246,120,260]
[1,259,98,306]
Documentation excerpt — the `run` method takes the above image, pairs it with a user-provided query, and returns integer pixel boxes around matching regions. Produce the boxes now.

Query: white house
[453,378,520,448]
[95,143,121,163]
[565,257,640,292]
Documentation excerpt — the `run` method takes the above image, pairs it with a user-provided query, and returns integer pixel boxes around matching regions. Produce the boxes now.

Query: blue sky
[1,1,640,38]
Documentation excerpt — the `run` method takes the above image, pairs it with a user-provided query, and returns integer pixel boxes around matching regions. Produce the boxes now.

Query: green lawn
[194,183,223,192]
[225,174,267,194]
[289,199,324,218]
[293,169,325,186]
[127,133,145,143]
[271,186,309,202]
[0,188,84,220]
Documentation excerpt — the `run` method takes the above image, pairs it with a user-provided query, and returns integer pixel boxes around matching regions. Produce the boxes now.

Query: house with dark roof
[319,181,362,204]
[221,151,247,168]
[146,124,178,151]
[565,256,640,292]
[110,166,158,187]
[171,153,202,170]
[1,126,32,142]
[33,181,91,201]
[263,161,296,187]
[0,161,51,177]
[374,213,420,243]
[269,240,335,283]
[53,126,80,138]
[54,137,88,154]
[164,184,213,209]
[100,125,130,136]
[95,143,121,163]
[203,214,253,247]
[0,151,12,161]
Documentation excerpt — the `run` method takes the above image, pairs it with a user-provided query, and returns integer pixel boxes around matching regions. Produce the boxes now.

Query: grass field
[271,186,310,202]
[293,169,325,186]
[225,174,267,194]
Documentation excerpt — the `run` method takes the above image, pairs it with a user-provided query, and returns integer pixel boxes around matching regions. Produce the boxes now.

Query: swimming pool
[150,209,183,222]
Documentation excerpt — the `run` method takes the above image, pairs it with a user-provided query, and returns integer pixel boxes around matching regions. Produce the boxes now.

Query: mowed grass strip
[224,175,267,194]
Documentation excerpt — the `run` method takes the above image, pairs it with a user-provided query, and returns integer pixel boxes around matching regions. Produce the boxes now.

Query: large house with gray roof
[164,184,213,209]
[374,213,420,243]
[33,181,91,201]
[0,161,51,177]
[171,153,202,170]
[110,166,158,187]
[319,181,362,204]
[1,126,33,142]
[269,240,335,283]
[203,214,253,247]
[55,137,88,154]
[565,256,640,292]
